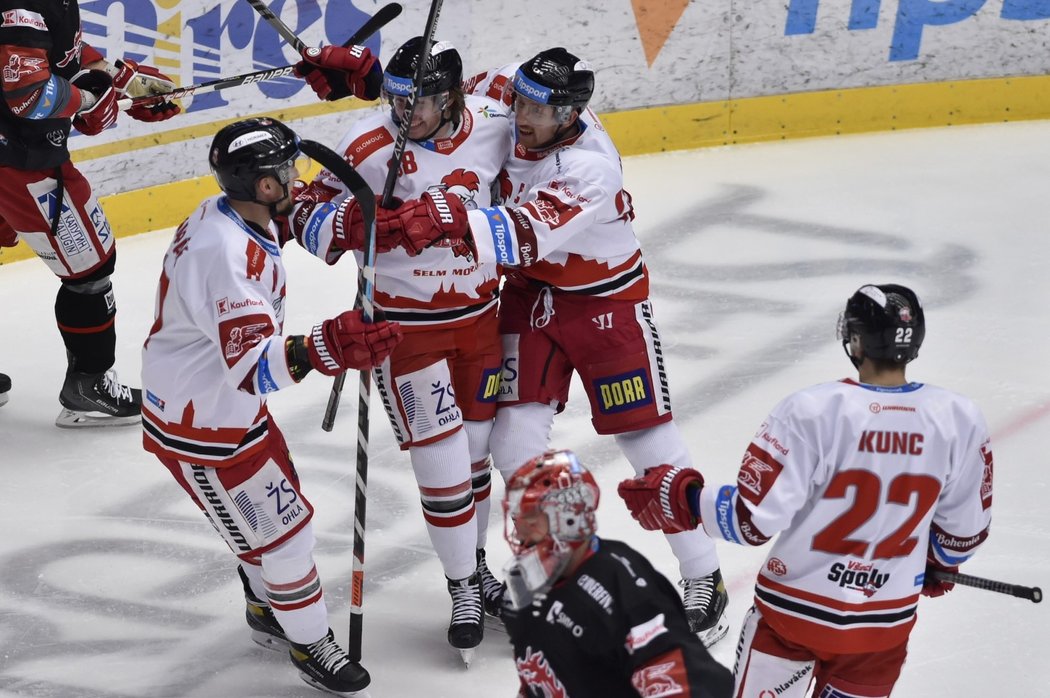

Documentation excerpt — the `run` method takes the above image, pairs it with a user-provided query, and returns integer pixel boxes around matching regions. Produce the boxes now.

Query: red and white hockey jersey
[697,379,993,654]
[465,65,647,301]
[307,95,512,330]
[141,196,308,467]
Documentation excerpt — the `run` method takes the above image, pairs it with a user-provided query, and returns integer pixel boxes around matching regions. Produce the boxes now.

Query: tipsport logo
[785,0,1050,61]
[78,0,382,114]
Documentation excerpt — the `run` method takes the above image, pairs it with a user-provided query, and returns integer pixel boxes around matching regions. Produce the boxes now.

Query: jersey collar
[217,196,281,257]
[841,378,924,393]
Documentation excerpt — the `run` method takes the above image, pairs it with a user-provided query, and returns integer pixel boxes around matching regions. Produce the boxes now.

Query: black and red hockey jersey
[0,0,100,169]
[502,538,733,697]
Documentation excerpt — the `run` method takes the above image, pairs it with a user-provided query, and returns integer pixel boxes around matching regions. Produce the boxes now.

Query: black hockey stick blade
[119,2,402,111]
[297,140,376,230]
[931,570,1043,603]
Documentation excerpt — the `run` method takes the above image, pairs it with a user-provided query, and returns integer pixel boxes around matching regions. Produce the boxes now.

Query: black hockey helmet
[382,36,462,99]
[209,117,301,203]
[837,284,926,367]
[514,47,594,112]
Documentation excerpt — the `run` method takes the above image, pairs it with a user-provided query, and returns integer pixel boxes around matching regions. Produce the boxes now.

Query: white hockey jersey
[306,95,512,330]
[697,378,993,653]
[464,65,648,301]
[141,196,310,467]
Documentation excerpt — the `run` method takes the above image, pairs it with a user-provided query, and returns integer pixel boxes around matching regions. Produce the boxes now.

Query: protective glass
[274,153,311,185]
[501,75,574,127]
[383,90,450,123]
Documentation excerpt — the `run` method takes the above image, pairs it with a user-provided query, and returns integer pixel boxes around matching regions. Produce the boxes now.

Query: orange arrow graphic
[631,0,690,67]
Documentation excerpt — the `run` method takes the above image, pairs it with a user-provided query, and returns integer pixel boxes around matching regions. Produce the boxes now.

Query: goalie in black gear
[501,450,733,697]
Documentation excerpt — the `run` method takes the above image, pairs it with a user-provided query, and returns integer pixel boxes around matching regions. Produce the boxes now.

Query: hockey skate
[476,548,506,621]
[447,571,484,667]
[56,367,141,428]
[238,566,287,650]
[289,628,371,696]
[681,569,730,647]
[0,372,10,408]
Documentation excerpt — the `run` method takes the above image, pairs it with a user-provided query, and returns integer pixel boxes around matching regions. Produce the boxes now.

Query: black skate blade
[55,408,140,429]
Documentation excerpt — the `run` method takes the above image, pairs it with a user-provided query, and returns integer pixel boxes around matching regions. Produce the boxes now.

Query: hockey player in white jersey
[141,118,403,696]
[300,37,512,663]
[618,283,994,697]
[380,47,730,646]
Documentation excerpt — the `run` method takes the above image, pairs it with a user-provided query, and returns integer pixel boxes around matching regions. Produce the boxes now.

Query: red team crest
[737,445,783,503]
[516,646,568,698]
[630,657,686,697]
[979,439,993,508]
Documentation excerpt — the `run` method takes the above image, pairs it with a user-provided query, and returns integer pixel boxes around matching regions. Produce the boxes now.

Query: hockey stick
[931,570,1043,603]
[118,2,402,111]
[244,0,307,52]
[321,0,446,432]
[297,138,378,668]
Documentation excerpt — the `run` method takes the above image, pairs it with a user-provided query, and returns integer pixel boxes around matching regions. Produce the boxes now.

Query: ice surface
[1,121,1048,696]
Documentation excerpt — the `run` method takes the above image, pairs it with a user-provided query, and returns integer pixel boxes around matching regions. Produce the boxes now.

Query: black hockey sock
[55,281,116,375]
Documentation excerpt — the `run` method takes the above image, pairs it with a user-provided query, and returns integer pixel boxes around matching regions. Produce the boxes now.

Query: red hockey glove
[294,45,381,101]
[922,556,959,598]
[376,189,474,258]
[110,58,181,122]
[71,70,118,136]
[617,465,704,534]
[307,309,402,374]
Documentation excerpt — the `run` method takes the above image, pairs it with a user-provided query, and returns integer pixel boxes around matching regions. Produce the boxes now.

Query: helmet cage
[837,284,925,366]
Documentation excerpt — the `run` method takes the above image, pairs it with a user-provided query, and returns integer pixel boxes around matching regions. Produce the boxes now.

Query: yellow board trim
[3,75,1050,267]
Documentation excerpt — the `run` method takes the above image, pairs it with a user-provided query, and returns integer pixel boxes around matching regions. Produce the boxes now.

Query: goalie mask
[209,117,309,206]
[502,449,600,610]
[837,283,926,368]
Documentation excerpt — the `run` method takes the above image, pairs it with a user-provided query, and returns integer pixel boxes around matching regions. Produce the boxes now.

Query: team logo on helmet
[899,306,912,322]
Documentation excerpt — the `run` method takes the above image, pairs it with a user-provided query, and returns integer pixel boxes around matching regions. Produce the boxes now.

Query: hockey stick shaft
[244,0,306,52]
[322,0,445,431]
[297,140,377,666]
[931,570,1043,603]
[118,2,402,111]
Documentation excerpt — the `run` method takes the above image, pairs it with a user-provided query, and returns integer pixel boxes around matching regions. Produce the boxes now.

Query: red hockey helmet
[502,449,600,608]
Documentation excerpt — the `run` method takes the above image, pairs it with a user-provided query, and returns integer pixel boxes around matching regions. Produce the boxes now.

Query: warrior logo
[516,646,567,698]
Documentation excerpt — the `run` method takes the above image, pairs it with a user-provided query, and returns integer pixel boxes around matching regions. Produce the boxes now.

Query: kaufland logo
[216,296,264,315]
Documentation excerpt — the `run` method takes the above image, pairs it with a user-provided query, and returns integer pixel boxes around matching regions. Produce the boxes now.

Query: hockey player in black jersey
[501,449,733,697]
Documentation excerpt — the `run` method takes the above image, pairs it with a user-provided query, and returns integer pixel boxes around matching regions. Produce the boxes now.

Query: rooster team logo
[440,168,481,210]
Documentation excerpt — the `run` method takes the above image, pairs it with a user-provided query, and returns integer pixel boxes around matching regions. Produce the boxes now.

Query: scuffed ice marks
[642,183,978,415]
